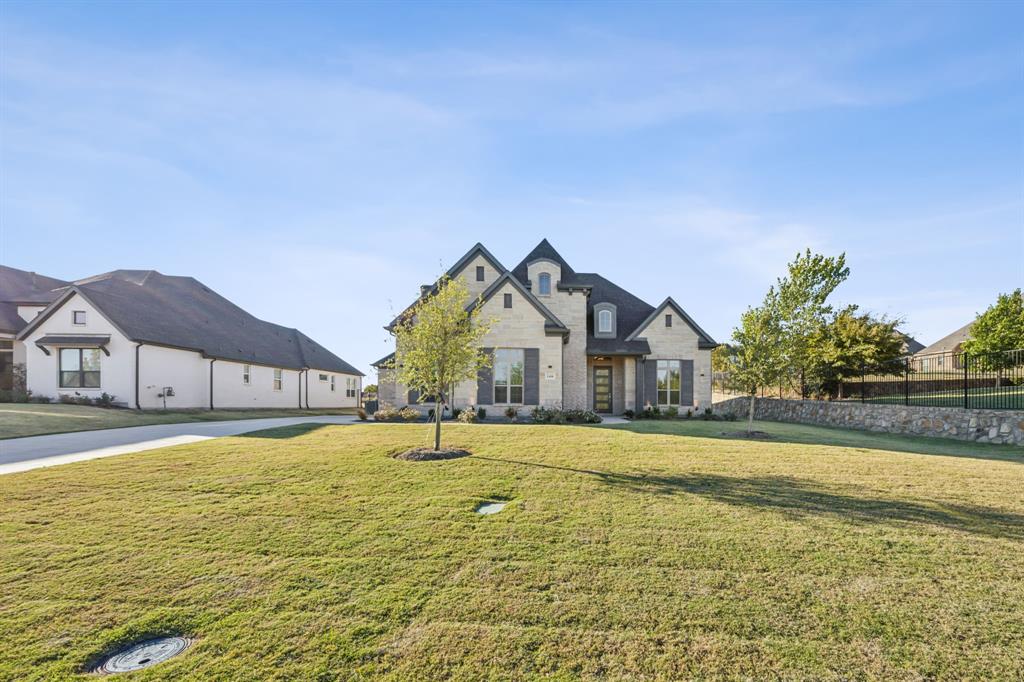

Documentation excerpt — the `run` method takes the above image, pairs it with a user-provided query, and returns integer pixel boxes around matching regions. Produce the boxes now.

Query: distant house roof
[16,269,362,375]
[915,322,974,356]
[901,335,926,355]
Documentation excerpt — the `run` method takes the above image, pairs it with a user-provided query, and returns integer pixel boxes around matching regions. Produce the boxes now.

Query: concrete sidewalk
[0,415,360,475]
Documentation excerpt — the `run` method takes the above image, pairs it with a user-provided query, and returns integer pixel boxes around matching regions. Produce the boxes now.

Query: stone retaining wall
[713,396,1024,446]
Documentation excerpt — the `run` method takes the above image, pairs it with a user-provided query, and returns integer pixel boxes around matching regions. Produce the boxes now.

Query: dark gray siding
[643,359,658,407]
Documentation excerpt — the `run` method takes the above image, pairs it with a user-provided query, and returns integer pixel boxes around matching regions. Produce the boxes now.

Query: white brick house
[1,266,362,409]
[373,240,717,416]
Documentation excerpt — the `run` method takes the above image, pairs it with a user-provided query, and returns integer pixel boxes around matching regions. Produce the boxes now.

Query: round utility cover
[98,636,191,674]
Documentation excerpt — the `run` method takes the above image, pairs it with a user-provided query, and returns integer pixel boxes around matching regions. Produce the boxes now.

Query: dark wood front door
[593,366,612,414]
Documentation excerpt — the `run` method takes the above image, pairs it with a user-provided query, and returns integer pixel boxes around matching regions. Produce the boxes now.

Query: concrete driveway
[0,415,361,475]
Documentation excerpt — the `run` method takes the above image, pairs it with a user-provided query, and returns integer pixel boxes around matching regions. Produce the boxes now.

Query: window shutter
[524,348,540,405]
[477,347,494,405]
[643,359,658,407]
[680,359,694,405]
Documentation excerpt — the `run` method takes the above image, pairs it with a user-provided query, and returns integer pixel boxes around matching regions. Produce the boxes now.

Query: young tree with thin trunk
[729,299,786,433]
[392,276,493,451]
[962,289,1024,379]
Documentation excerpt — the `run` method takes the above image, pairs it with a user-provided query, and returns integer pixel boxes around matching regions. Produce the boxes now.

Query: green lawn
[1,421,1022,680]
[0,403,359,439]
[857,385,1024,410]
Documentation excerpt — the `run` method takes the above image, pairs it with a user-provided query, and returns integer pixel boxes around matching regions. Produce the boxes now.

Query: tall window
[346,377,357,398]
[538,272,551,296]
[273,368,283,391]
[656,360,681,406]
[476,265,485,281]
[503,293,513,308]
[242,364,251,385]
[598,309,613,333]
[59,348,101,388]
[493,348,524,404]
[330,376,336,392]
[665,314,672,328]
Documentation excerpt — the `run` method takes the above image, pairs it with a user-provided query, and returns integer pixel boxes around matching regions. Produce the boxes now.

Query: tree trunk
[747,393,756,434]
[434,400,442,451]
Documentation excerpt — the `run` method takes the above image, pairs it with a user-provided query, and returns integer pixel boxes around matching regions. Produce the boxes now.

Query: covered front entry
[592,366,612,413]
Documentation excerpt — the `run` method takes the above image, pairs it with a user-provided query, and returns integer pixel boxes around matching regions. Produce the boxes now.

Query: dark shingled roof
[574,273,654,355]
[0,265,69,305]
[901,335,926,355]
[0,265,71,333]
[20,269,362,375]
[510,238,590,288]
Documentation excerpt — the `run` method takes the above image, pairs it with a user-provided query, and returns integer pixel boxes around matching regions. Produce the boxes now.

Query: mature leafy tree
[962,289,1024,375]
[773,249,850,391]
[729,298,786,432]
[391,276,493,451]
[806,310,906,398]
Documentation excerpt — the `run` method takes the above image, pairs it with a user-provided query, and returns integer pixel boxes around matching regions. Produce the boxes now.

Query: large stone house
[373,240,717,415]
[1,265,362,409]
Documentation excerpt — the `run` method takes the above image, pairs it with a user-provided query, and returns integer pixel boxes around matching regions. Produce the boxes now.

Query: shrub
[399,407,420,422]
[58,393,77,405]
[564,409,602,424]
[666,406,679,418]
[476,407,487,420]
[0,388,32,403]
[504,406,518,421]
[30,394,52,404]
[623,409,634,419]
[373,406,401,422]
[357,408,368,421]
[457,408,478,423]
[94,393,116,408]
[686,409,693,419]
[451,408,462,420]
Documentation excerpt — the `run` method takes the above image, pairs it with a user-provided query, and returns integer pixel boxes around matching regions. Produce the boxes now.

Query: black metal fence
[838,349,1023,410]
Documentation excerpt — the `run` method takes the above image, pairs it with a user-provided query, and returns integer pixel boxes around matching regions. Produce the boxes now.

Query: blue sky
[2,1,1021,374]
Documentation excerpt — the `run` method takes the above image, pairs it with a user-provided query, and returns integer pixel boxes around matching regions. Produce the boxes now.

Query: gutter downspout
[298,369,303,408]
[305,369,310,409]
[209,358,216,410]
[134,343,144,409]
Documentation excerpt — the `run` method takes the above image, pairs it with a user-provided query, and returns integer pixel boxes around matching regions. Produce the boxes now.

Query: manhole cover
[476,501,507,515]
[97,636,191,674]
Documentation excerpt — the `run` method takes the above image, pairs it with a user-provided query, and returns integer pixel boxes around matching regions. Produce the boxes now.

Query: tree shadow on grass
[599,421,1024,465]
[474,456,1024,541]
[236,423,333,439]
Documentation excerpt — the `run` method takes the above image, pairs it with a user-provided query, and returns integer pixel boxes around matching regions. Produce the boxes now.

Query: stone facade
[713,396,1024,446]
[636,312,713,410]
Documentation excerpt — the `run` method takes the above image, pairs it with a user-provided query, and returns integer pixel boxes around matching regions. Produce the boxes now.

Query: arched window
[538,272,551,296]
[598,309,613,333]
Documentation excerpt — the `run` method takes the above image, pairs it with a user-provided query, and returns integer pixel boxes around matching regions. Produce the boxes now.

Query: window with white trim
[59,348,101,388]
[598,309,613,333]
[656,360,681,406]
[538,272,551,296]
[346,377,357,398]
[242,364,251,385]
[319,373,329,382]
[273,368,283,391]
[493,348,524,404]
[73,310,87,325]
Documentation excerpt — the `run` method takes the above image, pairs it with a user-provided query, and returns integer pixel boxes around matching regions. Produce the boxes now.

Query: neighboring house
[2,265,363,409]
[911,322,973,371]
[900,334,926,356]
[373,240,717,416]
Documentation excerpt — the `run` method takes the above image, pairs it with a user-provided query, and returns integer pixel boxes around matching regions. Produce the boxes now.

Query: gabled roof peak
[512,238,576,283]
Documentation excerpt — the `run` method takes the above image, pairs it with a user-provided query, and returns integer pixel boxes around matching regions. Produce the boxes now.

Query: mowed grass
[0,403,358,439]
[858,385,1024,410]
[1,422,1022,680]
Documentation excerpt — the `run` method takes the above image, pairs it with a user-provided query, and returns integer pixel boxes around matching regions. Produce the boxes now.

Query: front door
[593,366,612,414]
